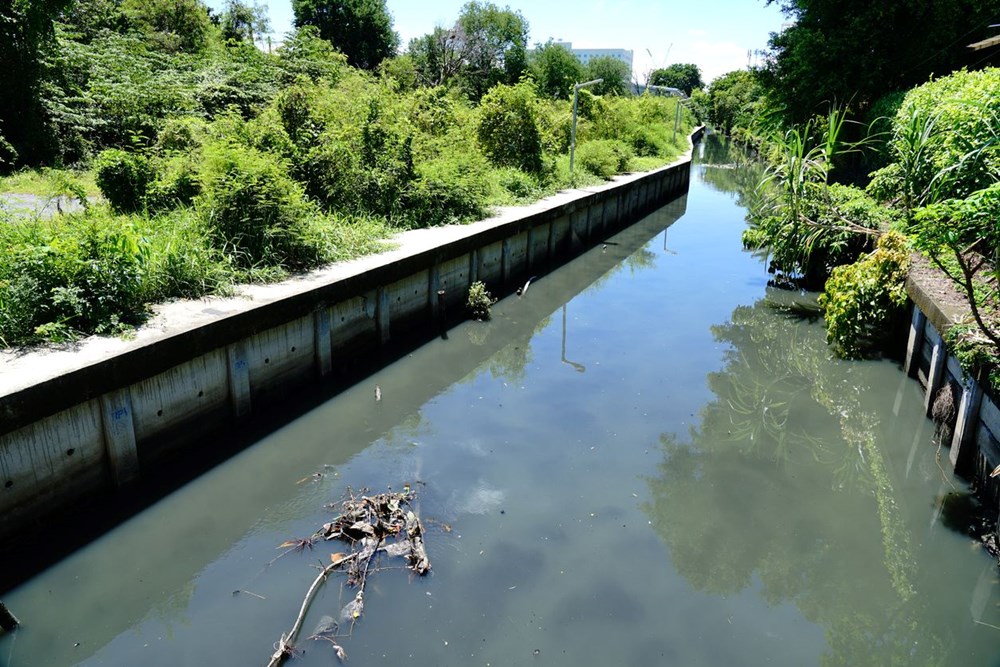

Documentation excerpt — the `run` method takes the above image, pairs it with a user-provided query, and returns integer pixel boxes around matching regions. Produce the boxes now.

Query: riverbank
[0,132,701,551]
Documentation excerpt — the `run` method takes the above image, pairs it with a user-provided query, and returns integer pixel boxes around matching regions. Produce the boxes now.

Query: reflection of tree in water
[466,316,552,383]
[643,294,954,665]
[697,133,766,212]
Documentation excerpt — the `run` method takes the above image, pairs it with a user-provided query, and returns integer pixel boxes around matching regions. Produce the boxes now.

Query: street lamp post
[570,78,603,174]
[645,84,687,143]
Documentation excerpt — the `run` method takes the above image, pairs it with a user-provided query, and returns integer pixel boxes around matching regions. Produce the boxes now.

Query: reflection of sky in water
[3,142,997,667]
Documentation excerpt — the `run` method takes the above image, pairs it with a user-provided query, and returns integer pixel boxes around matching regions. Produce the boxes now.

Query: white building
[553,41,634,71]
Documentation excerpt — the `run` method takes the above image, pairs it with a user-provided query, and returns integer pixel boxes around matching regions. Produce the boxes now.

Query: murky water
[3,135,999,666]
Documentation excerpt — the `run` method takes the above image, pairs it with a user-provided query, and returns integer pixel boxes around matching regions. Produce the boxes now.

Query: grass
[0,167,101,198]
[0,203,394,347]
[1,122,697,349]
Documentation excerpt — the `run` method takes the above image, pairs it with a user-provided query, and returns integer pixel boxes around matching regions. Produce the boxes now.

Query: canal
[2,135,999,666]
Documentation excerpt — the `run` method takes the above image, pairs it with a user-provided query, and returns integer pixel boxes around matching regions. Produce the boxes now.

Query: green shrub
[0,213,149,344]
[912,183,1000,349]
[890,69,1000,205]
[296,139,362,212]
[157,117,208,152]
[145,150,202,210]
[358,99,416,220]
[276,83,324,149]
[819,230,911,358]
[477,82,544,173]
[493,167,540,201]
[404,154,491,227]
[197,142,323,270]
[94,149,155,213]
[745,180,895,288]
[138,208,232,301]
[467,281,496,321]
[576,139,633,179]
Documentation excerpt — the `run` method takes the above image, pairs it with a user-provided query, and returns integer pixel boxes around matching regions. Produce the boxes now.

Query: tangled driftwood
[266,489,430,666]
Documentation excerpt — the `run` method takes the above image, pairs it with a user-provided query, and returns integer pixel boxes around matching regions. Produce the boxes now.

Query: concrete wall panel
[388,270,430,322]
[507,231,529,279]
[130,350,228,442]
[0,401,105,523]
[477,241,504,284]
[0,148,697,540]
[246,317,315,396]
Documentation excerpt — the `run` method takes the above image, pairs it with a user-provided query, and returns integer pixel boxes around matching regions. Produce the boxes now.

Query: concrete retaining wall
[0,133,701,541]
[903,269,1000,510]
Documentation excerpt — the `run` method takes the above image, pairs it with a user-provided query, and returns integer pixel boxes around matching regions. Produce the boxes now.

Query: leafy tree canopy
[0,0,73,164]
[408,2,528,101]
[529,40,584,100]
[707,69,762,134]
[291,0,399,70]
[759,0,999,124]
[220,0,270,44]
[121,0,212,53]
[649,63,703,96]
[586,55,630,96]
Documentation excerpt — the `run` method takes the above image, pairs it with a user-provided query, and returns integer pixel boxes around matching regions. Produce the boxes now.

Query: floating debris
[265,488,431,666]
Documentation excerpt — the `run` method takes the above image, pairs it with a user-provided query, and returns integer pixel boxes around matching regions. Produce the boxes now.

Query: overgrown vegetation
[0,0,695,347]
[702,1,1000,371]
[818,231,911,358]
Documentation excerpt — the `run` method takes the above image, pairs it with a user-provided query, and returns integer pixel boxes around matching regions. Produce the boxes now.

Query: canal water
[3,135,999,666]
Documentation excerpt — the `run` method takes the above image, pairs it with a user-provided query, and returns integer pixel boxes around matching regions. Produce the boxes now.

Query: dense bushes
[197,142,324,269]
[2,9,698,347]
[0,214,149,343]
[744,181,896,287]
[476,82,544,173]
[819,231,910,358]
[576,139,633,179]
[868,69,1000,213]
[94,149,155,213]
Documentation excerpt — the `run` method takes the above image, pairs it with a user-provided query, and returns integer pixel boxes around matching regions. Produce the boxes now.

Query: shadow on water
[0,197,689,666]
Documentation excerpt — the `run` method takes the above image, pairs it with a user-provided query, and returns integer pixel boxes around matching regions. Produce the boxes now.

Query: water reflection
[696,133,766,208]
[5,140,998,667]
[644,293,994,665]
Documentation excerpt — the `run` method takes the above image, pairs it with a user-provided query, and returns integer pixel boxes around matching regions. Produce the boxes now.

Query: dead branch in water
[264,488,431,666]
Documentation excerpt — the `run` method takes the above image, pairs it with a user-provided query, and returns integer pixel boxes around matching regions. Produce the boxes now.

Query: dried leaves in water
[265,488,432,667]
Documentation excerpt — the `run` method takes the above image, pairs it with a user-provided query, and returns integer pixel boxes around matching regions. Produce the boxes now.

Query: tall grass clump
[0,211,150,344]
[196,141,326,272]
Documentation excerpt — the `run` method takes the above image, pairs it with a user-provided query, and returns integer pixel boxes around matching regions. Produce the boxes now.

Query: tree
[760,0,998,124]
[454,2,528,100]
[0,0,73,167]
[707,69,761,134]
[121,0,212,53]
[409,28,464,88]
[476,81,543,172]
[221,0,270,44]
[649,63,703,96]
[291,0,399,70]
[60,0,129,43]
[585,56,630,96]
[529,40,584,100]
[408,2,528,101]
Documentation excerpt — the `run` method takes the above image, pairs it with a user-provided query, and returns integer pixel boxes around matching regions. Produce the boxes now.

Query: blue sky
[204,0,788,84]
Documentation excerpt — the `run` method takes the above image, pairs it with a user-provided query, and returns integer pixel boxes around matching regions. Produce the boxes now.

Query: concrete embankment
[903,262,1000,514]
[0,131,701,545]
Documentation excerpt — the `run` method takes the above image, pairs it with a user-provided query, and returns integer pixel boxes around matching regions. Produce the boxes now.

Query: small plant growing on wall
[467,281,496,321]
